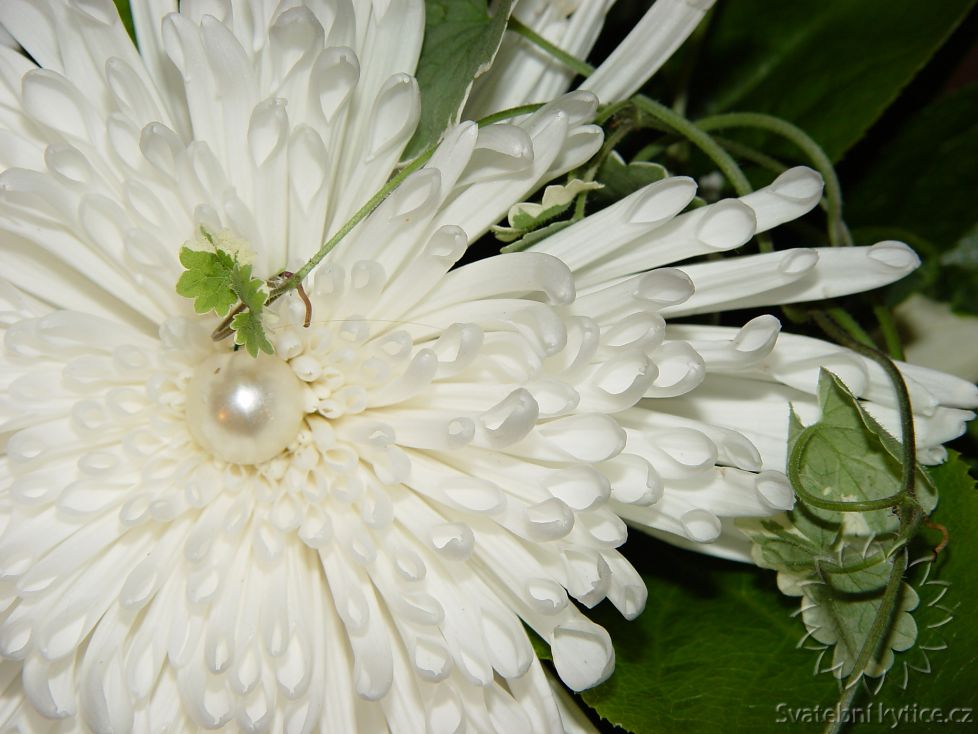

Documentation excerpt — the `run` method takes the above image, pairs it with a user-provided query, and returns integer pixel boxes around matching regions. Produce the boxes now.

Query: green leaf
[847,86,978,248]
[741,371,939,687]
[792,371,936,529]
[593,154,668,205]
[403,0,514,160]
[175,238,274,358]
[175,247,238,316]
[579,535,839,734]
[229,262,268,313]
[113,0,136,42]
[845,86,978,313]
[693,0,977,162]
[227,262,272,357]
[795,547,920,679]
[230,310,274,358]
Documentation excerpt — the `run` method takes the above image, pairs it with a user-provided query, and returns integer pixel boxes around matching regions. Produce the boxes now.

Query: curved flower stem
[788,430,909,512]
[818,551,888,576]
[825,547,910,734]
[827,306,877,350]
[633,96,752,197]
[507,18,595,78]
[503,16,768,252]
[268,145,437,301]
[874,302,906,361]
[259,102,548,312]
[696,112,852,247]
[713,136,790,177]
[631,96,774,252]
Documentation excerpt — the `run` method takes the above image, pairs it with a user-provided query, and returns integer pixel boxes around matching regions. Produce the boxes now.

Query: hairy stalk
[874,302,906,361]
[826,306,877,350]
[269,146,437,302]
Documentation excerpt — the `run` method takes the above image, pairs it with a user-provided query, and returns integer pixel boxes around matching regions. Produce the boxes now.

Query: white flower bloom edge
[0,1,975,733]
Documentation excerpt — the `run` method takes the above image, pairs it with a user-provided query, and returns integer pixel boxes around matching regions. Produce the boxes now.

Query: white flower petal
[581,0,717,102]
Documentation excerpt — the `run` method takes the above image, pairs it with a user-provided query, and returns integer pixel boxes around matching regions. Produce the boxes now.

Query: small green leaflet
[228,260,274,357]
[740,370,935,683]
[230,310,274,358]
[176,247,239,316]
[175,236,273,358]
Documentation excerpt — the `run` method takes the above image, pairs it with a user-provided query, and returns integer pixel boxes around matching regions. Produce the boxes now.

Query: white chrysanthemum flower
[466,0,715,117]
[0,2,976,733]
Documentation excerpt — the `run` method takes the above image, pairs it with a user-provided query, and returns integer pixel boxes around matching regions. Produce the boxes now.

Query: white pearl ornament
[185,351,306,464]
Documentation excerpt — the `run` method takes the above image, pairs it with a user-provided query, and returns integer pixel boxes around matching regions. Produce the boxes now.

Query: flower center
[184,351,306,465]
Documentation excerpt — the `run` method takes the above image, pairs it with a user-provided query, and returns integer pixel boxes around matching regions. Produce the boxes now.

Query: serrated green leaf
[692,0,977,162]
[231,310,274,358]
[793,371,937,532]
[796,547,920,680]
[229,262,268,312]
[175,247,238,316]
[402,0,514,160]
[225,263,272,357]
[740,370,939,686]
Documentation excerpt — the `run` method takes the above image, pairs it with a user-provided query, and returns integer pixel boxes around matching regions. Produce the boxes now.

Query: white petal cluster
[0,2,975,733]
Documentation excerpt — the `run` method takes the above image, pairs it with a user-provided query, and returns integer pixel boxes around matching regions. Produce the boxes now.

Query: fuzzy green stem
[714,136,790,176]
[874,303,906,361]
[788,430,910,513]
[827,307,877,350]
[259,103,546,311]
[269,144,437,300]
[818,552,888,576]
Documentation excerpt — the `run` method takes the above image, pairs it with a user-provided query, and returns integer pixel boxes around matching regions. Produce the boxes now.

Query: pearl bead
[185,351,306,465]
